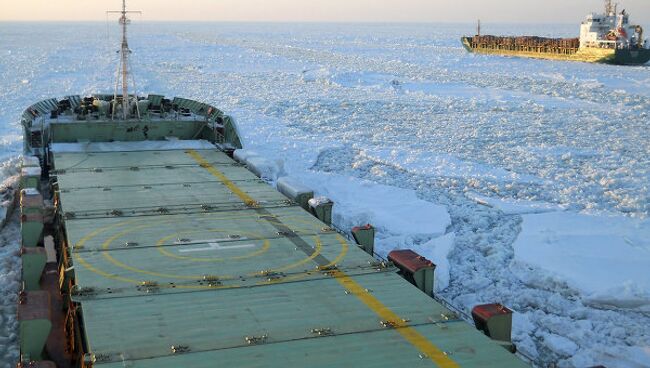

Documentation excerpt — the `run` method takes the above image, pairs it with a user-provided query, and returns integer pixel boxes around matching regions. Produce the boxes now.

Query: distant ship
[462,0,650,65]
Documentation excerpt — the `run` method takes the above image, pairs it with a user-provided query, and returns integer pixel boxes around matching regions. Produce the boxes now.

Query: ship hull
[462,37,650,65]
[613,48,650,65]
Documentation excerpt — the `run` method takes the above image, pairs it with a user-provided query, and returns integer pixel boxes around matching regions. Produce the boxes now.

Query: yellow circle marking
[329,234,349,267]
[69,156,349,291]
[74,217,345,288]
[74,212,264,250]
[101,227,271,280]
[156,226,329,274]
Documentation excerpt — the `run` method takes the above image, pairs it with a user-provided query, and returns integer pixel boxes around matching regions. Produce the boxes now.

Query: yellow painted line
[187,150,259,207]
[332,269,459,367]
[190,149,459,367]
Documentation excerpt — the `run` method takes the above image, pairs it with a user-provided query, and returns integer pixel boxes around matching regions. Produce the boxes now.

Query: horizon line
[0,19,580,25]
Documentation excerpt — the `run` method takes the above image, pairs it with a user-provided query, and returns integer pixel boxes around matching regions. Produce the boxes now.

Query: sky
[1,0,649,24]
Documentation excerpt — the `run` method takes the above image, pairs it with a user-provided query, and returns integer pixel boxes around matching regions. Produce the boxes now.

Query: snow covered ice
[0,176,20,368]
[1,22,650,367]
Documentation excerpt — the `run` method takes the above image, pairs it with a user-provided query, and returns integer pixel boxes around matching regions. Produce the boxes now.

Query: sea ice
[1,21,649,367]
[512,211,650,310]
[465,191,568,215]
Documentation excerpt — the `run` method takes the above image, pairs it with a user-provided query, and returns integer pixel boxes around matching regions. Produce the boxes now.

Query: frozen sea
[1,22,650,367]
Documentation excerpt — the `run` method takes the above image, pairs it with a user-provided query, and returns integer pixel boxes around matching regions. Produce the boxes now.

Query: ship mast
[119,0,129,119]
[605,0,616,16]
[109,0,141,120]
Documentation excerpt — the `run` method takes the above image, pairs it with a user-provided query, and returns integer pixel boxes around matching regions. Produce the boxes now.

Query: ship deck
[53,145,528,367]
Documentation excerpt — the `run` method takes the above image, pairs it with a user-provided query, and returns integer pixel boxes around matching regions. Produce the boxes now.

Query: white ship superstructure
[580,0,647,50]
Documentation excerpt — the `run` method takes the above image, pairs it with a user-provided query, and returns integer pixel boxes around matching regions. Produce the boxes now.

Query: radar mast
[108,0,141,120]
[605,0,616,16]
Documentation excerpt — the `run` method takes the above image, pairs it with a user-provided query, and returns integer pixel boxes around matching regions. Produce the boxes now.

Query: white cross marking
[177,239,256,253]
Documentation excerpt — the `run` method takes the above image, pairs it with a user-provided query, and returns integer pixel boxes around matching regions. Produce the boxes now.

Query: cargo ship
[9,1,532,367]
[462,0,650,65]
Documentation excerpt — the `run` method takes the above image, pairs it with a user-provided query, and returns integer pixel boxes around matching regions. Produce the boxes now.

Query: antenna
[107,0,142,120]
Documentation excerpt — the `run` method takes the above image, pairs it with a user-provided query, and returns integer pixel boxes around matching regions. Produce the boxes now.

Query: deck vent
[277,177,314,211]
[471,303,515,352]
[308,197,333,226]
[352,224,375,256]
[387,250,434,296]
